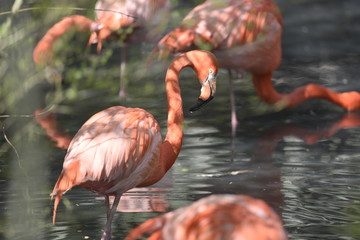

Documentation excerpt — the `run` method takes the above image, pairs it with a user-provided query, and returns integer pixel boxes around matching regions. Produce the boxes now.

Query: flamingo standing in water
[50,50,218,240]
[152,0,360,133]
[33,0,169,97]
[125,194,288,240]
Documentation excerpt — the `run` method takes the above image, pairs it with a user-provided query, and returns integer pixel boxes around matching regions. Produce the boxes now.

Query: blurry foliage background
[0,0,196,114]
[2,0,360,118]
[0,0,199,161]
[2,0,359,117]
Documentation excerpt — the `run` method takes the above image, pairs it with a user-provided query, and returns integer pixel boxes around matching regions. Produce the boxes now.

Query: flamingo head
[189,67,217,112]
[88,23,112,53]
[186,50,218,112]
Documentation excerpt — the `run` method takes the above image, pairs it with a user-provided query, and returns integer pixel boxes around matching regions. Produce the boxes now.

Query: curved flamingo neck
[252,73,360,111]
[252,73,282,105]
[160,56,194,173]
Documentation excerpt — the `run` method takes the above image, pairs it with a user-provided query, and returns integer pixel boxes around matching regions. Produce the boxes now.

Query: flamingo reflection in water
[152,0,360,133]
[33,0,169,97]
[95,187,169,213]
[123,114,360,240]
[126,194,288,240]
[43,50,217,240]
[248,112,360,215]
[253,112,360,161]
[183,112,360,219]
[34,109,72,150]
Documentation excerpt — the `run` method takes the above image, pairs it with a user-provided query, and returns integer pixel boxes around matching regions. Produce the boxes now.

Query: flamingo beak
[189,96,214,112]
[189,69,217,112]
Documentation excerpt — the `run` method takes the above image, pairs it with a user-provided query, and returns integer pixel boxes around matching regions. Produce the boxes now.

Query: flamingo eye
[203,68,216,86]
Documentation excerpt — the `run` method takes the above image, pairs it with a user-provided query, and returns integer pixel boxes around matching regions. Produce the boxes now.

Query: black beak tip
[189,96,214,113]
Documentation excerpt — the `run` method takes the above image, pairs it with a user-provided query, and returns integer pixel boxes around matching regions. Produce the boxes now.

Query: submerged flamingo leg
[101,194,122,240]
[228,70,238,136]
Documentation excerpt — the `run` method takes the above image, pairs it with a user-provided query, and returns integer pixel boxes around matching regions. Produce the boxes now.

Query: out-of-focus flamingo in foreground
[33,0,169,97]
[152,0,360,133]
[126,194,288,240]
[50,50,218,240]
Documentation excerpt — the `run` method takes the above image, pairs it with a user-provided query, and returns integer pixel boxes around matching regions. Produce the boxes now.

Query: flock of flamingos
[32,0,360,239]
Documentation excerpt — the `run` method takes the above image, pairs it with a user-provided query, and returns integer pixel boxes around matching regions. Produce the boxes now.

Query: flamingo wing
[93,0,170,43]
[94,0,169,26]
[182,0,281,48]
[63,106,162,195]
[156,0,282,73]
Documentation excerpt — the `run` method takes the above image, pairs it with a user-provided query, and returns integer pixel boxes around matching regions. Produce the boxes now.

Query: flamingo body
[50,50,218,240]
[156,0,282,74]
[126,194,288,240]
[91,0,170,46]
[54,106,162,197]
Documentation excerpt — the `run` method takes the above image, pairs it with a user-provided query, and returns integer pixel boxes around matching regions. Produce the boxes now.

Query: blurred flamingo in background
[152,0,360,134]
[33,0,169,97]
[125,194,288,240]
[50,50,218,240]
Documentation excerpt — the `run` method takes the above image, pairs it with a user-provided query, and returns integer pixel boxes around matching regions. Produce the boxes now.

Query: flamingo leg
[119,45,128,100]
[105,195,111,220]
[228,70,238,137]
[101,194,122,240]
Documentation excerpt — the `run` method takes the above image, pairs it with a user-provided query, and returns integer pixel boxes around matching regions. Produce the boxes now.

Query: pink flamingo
[50,50,218,240]
[151,0,360,134]
[33,0,169,97]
